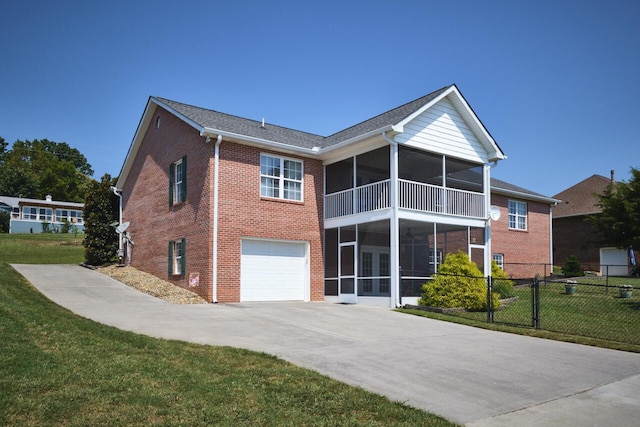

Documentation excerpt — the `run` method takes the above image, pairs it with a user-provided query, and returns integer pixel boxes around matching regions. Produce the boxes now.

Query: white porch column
[388,136,400,308]
[483,163,492,275]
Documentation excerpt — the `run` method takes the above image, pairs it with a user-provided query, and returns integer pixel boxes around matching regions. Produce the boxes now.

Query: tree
[590,167,640,249]
[0,138,93,201]
[83,174,119,266]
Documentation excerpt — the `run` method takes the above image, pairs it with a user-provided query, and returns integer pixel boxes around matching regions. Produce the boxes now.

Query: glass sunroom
[323,144,492,307]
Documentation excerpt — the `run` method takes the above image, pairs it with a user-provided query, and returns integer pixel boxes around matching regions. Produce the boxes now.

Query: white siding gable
[395,98,489,163]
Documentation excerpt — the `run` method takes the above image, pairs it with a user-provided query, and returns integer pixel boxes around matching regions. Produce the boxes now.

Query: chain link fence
[405,263,640,346]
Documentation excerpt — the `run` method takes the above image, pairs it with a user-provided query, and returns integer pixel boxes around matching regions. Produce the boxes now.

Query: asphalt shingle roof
[155,85,453,150]
[552,174,613,217]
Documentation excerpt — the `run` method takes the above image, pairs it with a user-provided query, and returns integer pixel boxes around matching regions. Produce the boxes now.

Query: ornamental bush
[418,251,500,310]
[491,261,515,298]
[562,255,584,278]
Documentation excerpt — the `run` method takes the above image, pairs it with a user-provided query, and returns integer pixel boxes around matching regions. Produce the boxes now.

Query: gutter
[110,186,124,261]
[201,127,320,156]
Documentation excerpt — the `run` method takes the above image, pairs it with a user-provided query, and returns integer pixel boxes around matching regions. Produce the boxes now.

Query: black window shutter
[181,156,187,202]
[168,241,173,276]
[180,237,186,276]
[169,163,175,206]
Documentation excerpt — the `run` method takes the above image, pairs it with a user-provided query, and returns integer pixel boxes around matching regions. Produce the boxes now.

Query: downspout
[382,131,400,308]
[212,135,222,303]
[110,186,123,262]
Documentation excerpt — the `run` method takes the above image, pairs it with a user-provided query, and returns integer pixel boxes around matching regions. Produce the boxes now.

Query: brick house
[552,173,616,272]
[116,84,556,306]
[490,178,559,279]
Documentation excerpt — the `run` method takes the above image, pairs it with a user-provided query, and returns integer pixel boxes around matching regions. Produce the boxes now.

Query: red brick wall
[122,106,324,303]
[122,107,214,301]
[491,194,552,278]
[216,143,324,302]
[552,215,602,270]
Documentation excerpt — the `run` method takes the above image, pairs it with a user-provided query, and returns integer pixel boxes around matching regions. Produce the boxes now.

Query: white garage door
[241,239,307,301]
[600,247,627,276]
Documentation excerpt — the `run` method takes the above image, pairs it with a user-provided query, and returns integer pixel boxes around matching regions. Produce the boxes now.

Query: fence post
[487,276,493,323]
[532,277,540,329]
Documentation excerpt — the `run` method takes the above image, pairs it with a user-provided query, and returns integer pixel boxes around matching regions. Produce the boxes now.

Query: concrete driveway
[12,264,640,426]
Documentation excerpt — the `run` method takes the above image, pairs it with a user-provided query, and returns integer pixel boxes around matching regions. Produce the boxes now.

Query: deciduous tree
[590,167,640,249]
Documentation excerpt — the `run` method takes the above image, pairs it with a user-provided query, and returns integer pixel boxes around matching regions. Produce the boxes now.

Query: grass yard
[0,233,84,264]
[400,277,640,353]
[0,235,455,426]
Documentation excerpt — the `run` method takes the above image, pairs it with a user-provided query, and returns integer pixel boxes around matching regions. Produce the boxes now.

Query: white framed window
[508,200,527,230]
[260,154,303,201]
[169,156,187,206]
[55,209,84,224]
[493,253,504,270]
[429,249,443,273]
[168,238,186,277]
[22,206,52,221]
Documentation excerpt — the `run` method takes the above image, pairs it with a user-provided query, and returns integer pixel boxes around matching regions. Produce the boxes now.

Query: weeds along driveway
[12,264,640,426]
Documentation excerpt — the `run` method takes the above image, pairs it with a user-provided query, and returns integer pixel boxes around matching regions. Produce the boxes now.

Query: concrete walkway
[12,264,640,426]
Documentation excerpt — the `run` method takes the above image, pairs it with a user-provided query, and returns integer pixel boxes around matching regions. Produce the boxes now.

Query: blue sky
[1,0,638,197]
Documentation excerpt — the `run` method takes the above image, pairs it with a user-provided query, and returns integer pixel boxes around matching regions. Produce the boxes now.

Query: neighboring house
[553,172,623,274]
[117,84,554,306]
[490,178,559,279]
[0,195,84,234]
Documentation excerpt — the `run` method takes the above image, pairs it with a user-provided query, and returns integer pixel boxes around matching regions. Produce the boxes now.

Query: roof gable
[117,85,507,188]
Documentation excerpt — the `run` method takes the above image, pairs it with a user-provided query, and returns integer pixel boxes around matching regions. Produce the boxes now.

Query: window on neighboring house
[55,209,84,223]
[168,238,186,277]
[260,154,303,201]
[22,206,52,221]
[493,253,504,270]
[169,156,187,206]
[508,200,527,230]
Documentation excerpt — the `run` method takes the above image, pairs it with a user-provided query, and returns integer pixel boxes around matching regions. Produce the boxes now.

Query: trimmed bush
[419,251,500,310]
[562,255,585,278]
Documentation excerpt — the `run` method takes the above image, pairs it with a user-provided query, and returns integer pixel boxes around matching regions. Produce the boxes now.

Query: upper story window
[169,156,187,206]
[508,200,527,230]
[260,154,303,201]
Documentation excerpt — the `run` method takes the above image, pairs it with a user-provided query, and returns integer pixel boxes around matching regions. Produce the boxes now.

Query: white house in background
[0,195,84,234]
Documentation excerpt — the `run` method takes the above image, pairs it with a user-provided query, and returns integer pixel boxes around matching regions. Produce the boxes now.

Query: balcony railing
[325,179,485,220]
[325,180,390,219]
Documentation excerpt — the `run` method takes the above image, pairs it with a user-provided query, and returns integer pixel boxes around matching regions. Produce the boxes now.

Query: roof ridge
[323,85,453,140]
[154,96,325,139]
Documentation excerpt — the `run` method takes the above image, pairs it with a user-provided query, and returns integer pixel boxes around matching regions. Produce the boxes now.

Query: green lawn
[0,233,84,264]
[400,277,640,353]
[0,234,455,426]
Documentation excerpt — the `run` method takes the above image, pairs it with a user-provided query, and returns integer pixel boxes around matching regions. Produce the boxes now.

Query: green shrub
[562,255,585,278]
[418,251,500,310]
[0,210,9,233]
[491,261,515,298]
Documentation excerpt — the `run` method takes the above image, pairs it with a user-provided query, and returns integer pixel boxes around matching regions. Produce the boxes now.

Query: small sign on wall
[189,272,199,287]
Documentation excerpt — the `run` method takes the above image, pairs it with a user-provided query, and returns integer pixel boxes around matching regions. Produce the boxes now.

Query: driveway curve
[12,264,640,426]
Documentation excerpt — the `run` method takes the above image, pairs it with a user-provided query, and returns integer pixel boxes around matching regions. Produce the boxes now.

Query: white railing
[356,180,390,213]
[325,180,390,219]
[399,179,485,218]
[325,179,485,219]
